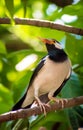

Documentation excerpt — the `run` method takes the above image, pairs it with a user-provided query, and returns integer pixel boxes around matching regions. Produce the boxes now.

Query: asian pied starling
[12,38,71,114]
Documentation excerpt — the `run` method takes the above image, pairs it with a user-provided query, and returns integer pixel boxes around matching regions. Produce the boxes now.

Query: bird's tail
[12,92,31,111]
[12,93,49,111]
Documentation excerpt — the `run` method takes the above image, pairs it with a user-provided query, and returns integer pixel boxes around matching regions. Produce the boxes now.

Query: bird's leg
[48,93,68,108]
[34,88,49,115]
[35,96,47,115]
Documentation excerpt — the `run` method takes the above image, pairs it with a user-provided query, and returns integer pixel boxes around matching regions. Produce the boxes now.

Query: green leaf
[0,84,13,113]
[4,0,14,18]
[62,72,83,98]
[0,40,7,54]
[61,72,83,129]
[65,34,83,65]
[68,108,79,130]
[74,106,83,125]
[31,111,69,130]
[12,119,29,130]
[7,50,46,69]
[67,106,83,130]
[12,70,32,102]
[21,0,28,17]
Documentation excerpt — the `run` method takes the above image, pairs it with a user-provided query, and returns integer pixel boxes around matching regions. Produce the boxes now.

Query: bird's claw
[38,102,47,116]
[35,96,50,116]
[49,97,68,108]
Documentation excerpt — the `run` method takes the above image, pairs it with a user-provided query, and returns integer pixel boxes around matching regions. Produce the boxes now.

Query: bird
[12,38,72,115]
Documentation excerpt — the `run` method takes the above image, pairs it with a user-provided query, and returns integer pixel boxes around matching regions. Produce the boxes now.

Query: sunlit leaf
[4,0,14,18]
[21,0,28,17]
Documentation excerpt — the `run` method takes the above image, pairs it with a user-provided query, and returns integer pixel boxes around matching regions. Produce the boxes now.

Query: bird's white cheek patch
[55,43,62,49]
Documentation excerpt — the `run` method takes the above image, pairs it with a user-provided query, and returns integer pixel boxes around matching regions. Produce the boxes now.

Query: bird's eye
[51,39,56,44]
[53,40,55,43]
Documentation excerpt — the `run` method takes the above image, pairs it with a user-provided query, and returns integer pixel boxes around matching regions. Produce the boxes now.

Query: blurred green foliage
[0,0,83,130]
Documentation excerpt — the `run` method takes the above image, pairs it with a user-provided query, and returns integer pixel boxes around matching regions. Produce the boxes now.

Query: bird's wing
[53,75,71,97]
[12,56,47,111]
[12,92,27,110]
[28,56,47,87]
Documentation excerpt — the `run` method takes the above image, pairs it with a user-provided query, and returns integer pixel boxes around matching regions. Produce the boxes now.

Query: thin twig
[0,96,83,123]
[0,17,83,35]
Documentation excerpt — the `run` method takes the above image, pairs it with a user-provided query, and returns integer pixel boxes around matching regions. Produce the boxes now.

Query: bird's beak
[38,37,54,44]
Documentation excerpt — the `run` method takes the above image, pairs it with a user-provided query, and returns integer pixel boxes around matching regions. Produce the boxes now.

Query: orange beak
[38,37,54,44]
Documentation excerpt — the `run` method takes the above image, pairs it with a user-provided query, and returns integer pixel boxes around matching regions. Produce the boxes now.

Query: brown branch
[0,96,83,123]
[0,17,83,35]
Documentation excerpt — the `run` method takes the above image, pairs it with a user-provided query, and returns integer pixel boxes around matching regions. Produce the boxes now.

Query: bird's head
[38,37,67,62]
[38,37,62,50]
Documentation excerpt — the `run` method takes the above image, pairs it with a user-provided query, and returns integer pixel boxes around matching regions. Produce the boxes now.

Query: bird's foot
[35,96,50,115]
[49,97,68,108]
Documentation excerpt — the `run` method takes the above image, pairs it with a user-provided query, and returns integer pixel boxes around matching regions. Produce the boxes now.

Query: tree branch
[0,96,83,123]
[0,17,83,35]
